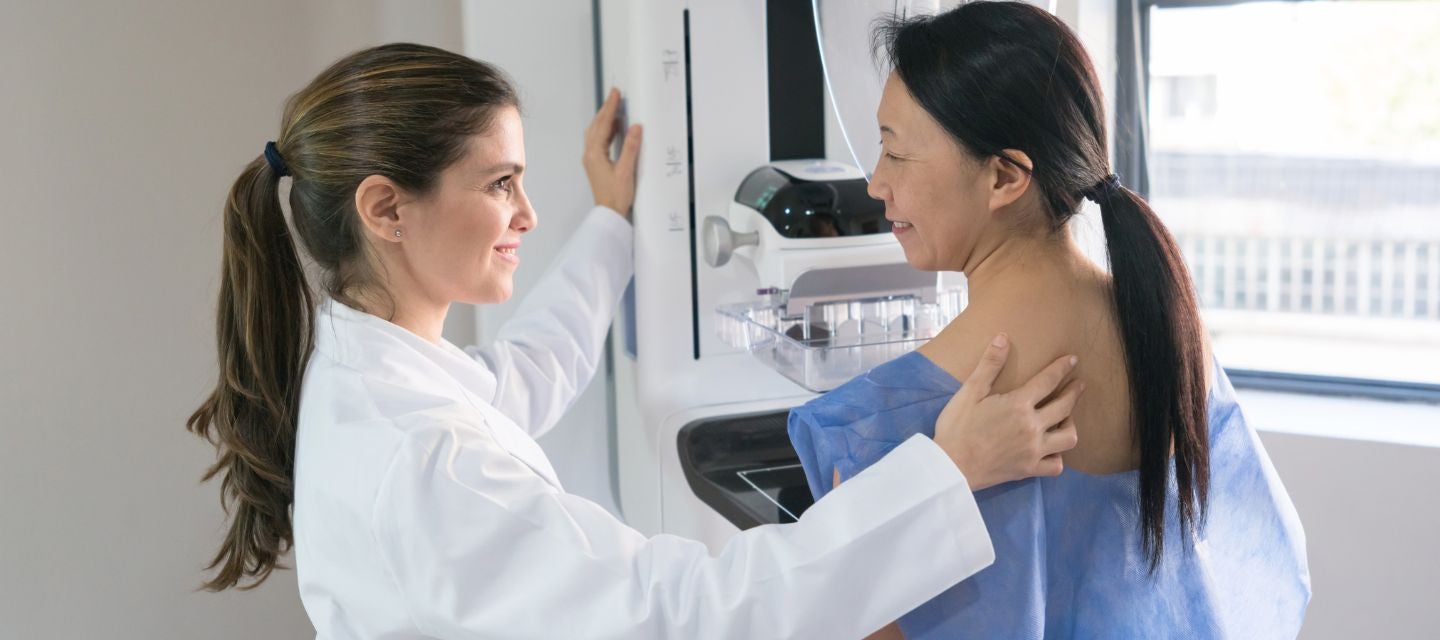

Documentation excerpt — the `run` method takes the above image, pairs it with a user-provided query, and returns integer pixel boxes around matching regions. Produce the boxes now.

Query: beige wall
[0,1,459,636]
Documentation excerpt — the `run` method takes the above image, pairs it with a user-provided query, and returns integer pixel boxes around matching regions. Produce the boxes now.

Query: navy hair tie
[1081,173,1122,201]
[263,141,290,177]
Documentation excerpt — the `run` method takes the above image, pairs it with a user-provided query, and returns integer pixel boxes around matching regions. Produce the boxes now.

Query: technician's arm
[375,421,990,640]
[376,339,1080,640]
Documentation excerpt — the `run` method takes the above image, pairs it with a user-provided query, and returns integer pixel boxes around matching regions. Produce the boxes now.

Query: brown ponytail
[187,43,517,590]
[186,156,313,590]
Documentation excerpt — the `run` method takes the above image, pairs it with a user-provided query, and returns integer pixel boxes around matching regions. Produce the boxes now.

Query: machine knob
[701,216,758,267]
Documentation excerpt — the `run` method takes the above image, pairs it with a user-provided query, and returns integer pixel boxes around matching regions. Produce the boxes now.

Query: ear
[354,174,407,243]
[986,150,1034,213]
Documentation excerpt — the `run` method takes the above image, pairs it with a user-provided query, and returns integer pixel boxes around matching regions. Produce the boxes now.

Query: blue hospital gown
[788,352,1310,639]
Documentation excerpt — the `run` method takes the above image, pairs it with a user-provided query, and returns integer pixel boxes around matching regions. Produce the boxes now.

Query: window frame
[1124,0,1440,404]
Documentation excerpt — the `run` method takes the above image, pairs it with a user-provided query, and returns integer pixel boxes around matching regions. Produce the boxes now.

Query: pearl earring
[394,229,402,238]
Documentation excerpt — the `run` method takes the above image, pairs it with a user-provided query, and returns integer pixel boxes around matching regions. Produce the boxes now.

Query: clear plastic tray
[716,289,966,392]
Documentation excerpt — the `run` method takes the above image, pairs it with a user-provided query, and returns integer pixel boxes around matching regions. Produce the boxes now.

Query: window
[1144,0,1440,388]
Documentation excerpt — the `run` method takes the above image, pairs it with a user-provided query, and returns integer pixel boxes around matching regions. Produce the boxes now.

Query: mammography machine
[599,0,963,550]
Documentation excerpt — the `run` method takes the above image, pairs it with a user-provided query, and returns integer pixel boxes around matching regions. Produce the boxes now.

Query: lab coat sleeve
[463,206,632,439]
[372,422,995,640]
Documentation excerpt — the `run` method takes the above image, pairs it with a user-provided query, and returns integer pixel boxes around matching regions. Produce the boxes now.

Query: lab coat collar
[313,298,563,488]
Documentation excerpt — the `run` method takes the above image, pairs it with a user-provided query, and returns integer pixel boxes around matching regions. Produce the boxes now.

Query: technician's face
[867,74,991,272]
[405,107,537,305]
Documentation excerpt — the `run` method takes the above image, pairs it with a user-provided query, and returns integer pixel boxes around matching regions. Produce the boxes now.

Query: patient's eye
[880,144,907,162]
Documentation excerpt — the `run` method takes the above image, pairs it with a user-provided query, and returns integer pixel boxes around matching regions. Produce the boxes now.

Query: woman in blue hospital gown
[789,4,1310,638]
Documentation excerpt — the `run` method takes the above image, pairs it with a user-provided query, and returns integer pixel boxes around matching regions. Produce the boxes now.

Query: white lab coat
[293,206,996,639]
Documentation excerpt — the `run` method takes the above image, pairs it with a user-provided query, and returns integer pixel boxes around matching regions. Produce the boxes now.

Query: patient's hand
[933,334,1083,491]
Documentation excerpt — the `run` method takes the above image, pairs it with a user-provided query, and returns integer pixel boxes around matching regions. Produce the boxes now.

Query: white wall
[0,1,458,637]
[460,0,623,516]
[1251,403,1440,639]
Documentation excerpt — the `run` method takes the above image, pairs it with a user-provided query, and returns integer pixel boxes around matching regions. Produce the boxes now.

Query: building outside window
[1145,0,1440,388]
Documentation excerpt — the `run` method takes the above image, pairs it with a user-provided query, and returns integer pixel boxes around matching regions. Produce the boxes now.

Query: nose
[513,185,537,233]
[866,163,890,202]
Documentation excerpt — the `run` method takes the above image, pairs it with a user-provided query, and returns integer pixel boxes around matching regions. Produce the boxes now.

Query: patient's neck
[961,227,1099,307]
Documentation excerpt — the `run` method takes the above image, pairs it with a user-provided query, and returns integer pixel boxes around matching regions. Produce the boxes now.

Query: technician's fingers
[957,334,1011,405]
[1042,418,1078,458]
[1034,453,1065,477]
[616,124,642,182]
[585,88,621,162]
[1014,354,1079,406]
[1036,378,1085,428]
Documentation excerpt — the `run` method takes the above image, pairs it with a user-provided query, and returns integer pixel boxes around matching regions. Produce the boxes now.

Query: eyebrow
[478,162,525,176]
[879,125,897,137]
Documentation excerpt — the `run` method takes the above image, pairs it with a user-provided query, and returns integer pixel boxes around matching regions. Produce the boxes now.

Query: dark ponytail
[879,2,1208,569]
[187,43,518,590]
[186,157,313,590]
[1092,181,1209,570]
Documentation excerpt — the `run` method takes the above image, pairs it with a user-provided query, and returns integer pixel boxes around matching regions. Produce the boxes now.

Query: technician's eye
[491,176,514,194]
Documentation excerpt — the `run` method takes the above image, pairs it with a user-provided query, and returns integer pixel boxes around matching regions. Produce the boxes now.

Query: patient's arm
[836,468,908,640]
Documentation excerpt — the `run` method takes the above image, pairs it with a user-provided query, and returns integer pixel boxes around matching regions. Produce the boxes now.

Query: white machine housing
[599,0,942,551]
[706,159,908,293]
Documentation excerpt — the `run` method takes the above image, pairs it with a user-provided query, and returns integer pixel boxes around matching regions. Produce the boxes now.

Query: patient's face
[867,74,993,272]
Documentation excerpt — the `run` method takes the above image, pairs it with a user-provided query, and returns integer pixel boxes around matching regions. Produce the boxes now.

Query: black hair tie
[1081,173,1122,201]
[263,141,291,177]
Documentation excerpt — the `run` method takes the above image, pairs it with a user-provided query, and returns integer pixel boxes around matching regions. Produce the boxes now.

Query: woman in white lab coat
[186,43,1082,639]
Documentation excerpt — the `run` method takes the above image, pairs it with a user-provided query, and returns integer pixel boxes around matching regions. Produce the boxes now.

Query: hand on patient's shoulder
[932,334,1083,491]
[922,281,1149,474]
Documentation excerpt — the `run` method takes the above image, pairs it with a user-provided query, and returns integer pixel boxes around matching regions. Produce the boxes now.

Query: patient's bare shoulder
[919,279,1138,474]
[916,294,1089,397]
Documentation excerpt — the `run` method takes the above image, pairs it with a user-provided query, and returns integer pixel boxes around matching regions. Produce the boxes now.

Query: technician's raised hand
[584,87,642,218]
[934,334,1084,491]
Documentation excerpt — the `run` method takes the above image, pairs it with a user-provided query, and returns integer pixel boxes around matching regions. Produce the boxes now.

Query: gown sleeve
[372,414,994,640]
[463,206,633,439]
[789,355,960,502]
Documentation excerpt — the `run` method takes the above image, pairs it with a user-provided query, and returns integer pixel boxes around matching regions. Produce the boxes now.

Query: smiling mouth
[892,221,913,229]
[495,247,517,255]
